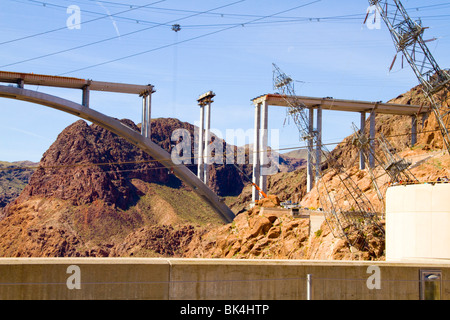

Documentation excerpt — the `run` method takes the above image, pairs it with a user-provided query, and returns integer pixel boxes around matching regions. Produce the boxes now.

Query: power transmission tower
[273,63,384,249]
[352,123,418,214]
[352,123,418,184]
[369,0,450,153]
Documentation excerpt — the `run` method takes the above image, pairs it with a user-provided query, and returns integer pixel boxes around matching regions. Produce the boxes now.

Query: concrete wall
[1,258,450,300]
[386,183,450,261]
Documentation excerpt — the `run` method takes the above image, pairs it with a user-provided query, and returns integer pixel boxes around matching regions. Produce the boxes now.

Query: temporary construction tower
[352,123,418,211]
[272,63,384,249]
[368,0,450,152]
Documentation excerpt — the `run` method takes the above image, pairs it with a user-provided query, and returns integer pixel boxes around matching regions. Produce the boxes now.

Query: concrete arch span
[0,85,235,223]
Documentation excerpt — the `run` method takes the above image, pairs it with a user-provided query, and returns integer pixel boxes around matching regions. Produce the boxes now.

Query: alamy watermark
[171,127,280,176]
[66,5,81,30]
[366,265,381,290]
[365,5,382,30]
[66,265,81,290]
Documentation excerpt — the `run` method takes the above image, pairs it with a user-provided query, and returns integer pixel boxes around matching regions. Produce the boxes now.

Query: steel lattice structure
[352,123,418,211]
[369,0,450,153]
[273,64,384,248]
[352,123,417,184]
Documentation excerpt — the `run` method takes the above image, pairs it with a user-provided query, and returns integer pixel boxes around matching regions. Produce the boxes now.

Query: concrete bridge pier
[360,112,366,170]
[307,106,323,193]
[197,91,215,185]
[141,92,152,139]
[82,82,90,108]
[358,110,419,170]
[307,107,314,193]
[197,102,205,182]
[369,109,376,168]
[259,100,269,195]
[251,99,270,203]
[249,93,429,200]
[411,115,418,147]
[252,102,261,203]
[315,107,322,183]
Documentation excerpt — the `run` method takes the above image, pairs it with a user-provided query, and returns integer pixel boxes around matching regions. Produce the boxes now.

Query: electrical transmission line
[0,0,166,46]
[0,0,248,69]
[58,0,321,75]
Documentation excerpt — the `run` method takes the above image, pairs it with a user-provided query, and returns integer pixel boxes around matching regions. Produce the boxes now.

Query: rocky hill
[183,201,385,260]
[0,161,36,208]
[0,118,226,257]
[12,119,171,211]
[0,116,306,257]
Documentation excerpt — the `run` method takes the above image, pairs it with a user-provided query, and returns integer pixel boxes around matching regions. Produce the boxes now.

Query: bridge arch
[0,85,235,223]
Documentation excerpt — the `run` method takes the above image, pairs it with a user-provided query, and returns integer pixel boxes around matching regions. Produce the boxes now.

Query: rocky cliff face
[183,202,385,260]
[0,161,36,209]
[0,118,226,257]
[6,120,170,214]
[3,117,257,214]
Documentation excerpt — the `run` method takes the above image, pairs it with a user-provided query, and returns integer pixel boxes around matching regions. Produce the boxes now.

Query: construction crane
[233,163,268,199]
[368,0,450,153]
[272,63,384,249]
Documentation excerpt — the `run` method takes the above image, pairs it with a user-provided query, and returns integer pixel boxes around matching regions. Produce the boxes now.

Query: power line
[58,0,322,75]
[3,0,448,50]
[2,124,447,174]
[47,0,450,19]
[0,0,248,69]
[0,0,167,46]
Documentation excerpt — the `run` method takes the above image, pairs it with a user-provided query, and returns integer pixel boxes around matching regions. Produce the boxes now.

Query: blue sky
[0,0,449,162]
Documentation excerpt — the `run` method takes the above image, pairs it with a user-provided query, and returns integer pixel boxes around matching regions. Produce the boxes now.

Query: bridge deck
[253,93,428,116]
[0,70,153,95]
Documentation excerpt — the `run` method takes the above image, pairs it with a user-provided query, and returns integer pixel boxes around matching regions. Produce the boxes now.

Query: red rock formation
[10,119,170,211]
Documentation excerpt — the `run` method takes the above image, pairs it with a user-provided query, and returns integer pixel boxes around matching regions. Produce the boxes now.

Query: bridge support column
[360,112,366,170]
[204,100,211,185]
[259,100,269,195]
[197,104,205,182]
[369,110,376,168]
[307,107,314,193]
[141,93,152,138]
[411,115,417,147]
[315,106,322,182]
[197,91,215,186]
[82,83,90,108]
[146,94,152,138]
[252,102,261,204]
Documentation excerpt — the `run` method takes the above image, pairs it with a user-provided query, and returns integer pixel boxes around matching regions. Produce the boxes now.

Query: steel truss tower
[273,64,384,249]
[352,123,418,212]
[369,0,450,153]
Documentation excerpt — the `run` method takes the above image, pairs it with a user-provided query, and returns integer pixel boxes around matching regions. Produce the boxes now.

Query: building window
[420,270,442,300]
